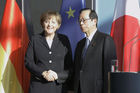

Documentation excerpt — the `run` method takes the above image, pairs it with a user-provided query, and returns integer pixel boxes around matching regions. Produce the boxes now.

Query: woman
[25,11,73,93]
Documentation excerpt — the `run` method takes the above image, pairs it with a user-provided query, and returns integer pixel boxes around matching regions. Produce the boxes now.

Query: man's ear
[91,19,97,27]
[93,19,97,23]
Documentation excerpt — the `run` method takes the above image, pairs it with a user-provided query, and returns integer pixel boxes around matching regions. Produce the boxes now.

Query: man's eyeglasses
[79,18,91,23]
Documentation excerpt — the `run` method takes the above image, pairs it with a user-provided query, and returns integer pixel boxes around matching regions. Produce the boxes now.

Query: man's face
[79,10,96,33]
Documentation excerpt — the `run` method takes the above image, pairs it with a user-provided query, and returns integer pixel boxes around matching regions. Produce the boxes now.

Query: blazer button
[49,60,52,63]
[49,51,52,54]
[80,70,83,73]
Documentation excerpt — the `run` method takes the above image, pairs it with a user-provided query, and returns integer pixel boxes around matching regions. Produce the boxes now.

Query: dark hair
[79,8,98,21]
[40,11,62,28]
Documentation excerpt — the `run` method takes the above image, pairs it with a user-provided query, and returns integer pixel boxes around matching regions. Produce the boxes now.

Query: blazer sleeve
[24,37,46,78]
[103,36,117,93]
[56,36,73,88]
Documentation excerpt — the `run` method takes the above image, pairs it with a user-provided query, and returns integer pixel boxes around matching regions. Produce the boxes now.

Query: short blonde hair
[40,11,62,29]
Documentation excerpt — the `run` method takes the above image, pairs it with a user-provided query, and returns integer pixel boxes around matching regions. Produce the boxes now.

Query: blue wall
[96,0,116,34]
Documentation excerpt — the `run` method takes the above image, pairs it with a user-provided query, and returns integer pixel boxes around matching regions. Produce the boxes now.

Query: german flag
[0,0,33,93]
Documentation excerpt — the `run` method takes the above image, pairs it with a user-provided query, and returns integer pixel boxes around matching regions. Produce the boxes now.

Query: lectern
[110,72,140,93]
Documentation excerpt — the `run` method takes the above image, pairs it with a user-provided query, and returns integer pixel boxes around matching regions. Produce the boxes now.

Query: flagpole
[91,0,93,10]
[91,0,96,10]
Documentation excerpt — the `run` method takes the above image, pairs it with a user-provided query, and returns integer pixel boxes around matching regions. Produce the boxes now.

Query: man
[73,8,116,93]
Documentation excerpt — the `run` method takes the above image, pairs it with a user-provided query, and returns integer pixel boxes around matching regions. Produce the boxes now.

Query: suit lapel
[81,31,99,69]
[88,31,99,48]
[39,32,60,50]
[79,38,86,69]
[39,33,50,49]
[81,31,99,59]
[51,33,60,50]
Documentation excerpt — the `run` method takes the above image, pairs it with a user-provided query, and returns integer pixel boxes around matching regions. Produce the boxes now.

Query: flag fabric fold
[58,0,86,58]
[111,0,140,72]
[0,0,33,93]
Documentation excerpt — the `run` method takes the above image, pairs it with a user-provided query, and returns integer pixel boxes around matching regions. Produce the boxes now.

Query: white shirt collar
[86,28,97,41]
[46,38,53,48]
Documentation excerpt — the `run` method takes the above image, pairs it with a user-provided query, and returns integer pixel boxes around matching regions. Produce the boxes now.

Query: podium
[110,72,140,93]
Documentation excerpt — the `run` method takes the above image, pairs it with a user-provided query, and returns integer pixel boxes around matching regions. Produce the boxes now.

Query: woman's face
[43,16,59,35]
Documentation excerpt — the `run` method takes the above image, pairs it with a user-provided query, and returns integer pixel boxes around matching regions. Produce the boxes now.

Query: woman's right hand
[42,70,58,81]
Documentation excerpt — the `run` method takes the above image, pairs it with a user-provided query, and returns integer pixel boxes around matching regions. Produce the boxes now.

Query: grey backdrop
[0,0,92,34]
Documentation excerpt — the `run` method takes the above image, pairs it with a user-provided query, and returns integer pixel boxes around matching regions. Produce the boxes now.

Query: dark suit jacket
[73,31,116,93]
[25,32,73,93]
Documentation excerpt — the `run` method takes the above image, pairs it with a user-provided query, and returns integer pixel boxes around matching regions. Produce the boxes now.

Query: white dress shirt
[86,28,97,41]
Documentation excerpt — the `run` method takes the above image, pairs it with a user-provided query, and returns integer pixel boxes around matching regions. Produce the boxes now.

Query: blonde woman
[25,11,73,93]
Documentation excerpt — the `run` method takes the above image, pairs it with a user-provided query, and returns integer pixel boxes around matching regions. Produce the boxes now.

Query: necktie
[82,38,90,58]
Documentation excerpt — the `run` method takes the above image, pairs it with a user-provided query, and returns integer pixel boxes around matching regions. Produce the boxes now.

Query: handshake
[42,70,58,81]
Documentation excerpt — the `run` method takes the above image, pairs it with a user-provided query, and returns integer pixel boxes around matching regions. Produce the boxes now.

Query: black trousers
[78,83,81,93]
